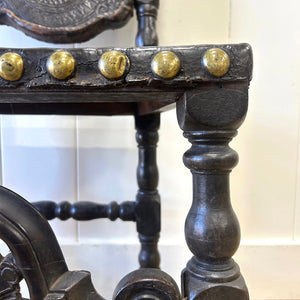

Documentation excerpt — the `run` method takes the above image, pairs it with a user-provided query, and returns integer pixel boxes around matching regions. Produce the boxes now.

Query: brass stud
[99,51,130,80]
[202,48,230,77]
[151,51,180,79]
[0,52,23,81]
[47,51,75,80]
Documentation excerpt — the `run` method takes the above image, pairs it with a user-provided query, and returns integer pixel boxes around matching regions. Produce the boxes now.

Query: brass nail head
[47,51,75,80]
[99,51,130,80]
[0,52,23,81]
[151,51,180,79]
[202,48,230,77]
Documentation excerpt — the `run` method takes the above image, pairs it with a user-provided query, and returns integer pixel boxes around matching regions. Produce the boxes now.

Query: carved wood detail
[135,0,159,46]
[33,200,135,221]
[0,0,134,43]
[0,253,24,300]
[113,268,181,300]
[135,113,161,268]
[176,82,251,299]
[0,186,104,299]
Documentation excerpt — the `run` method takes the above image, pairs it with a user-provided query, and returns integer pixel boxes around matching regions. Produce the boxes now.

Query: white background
[0,0,300,299]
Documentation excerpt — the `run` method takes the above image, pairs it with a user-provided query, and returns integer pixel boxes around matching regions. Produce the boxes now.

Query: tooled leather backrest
[0,0,159,46]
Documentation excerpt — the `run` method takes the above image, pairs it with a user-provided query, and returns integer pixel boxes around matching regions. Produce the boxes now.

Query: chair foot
[182,257,249,300]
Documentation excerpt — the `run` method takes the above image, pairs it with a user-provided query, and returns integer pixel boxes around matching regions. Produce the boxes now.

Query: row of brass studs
[0,48,230,82]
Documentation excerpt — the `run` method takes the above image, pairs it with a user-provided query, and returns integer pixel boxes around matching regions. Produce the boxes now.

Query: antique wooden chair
[0,1,253,299]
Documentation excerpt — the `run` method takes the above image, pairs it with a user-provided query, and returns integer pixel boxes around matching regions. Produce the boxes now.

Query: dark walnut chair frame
[0,1,253,299]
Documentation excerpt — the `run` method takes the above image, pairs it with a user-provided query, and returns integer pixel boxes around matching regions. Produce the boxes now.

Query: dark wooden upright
[135,0,159,47]
[177,47,252,299]
[135,114,161,268]
[134,0,161,269]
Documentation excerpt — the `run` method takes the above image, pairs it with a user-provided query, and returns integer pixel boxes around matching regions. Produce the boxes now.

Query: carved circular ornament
[22,0,124,16]
[6,0,125,26]
[25,0,72,5]
[24,0,72,7]
[0,0,134,43]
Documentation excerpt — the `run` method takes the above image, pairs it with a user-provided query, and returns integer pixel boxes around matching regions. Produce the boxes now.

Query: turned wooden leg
[134,0,160,268]
[135,113,161,268]
[135,0,159,47]
[177,85,250,299]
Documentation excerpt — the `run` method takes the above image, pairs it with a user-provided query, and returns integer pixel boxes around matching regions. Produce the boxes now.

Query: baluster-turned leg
[177,86,250,299]
[134,0,159,46]
[135,113,160,268]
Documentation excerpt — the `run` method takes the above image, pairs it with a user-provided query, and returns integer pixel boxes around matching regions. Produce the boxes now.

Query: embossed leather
[0,0,134,43]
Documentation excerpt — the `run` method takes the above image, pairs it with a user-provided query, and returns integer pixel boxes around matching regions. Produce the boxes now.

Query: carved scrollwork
[0,0,134,43]
[0,252,25,300]
[113,268,181,300]
[6,0,124,26]
[0,186,105,299]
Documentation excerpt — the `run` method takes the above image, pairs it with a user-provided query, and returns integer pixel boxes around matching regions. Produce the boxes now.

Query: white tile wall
[157,0,230,46]
[0,115,78,241]
[230,0,300,242]
[1,0,300,298]
[77,116,138,242]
